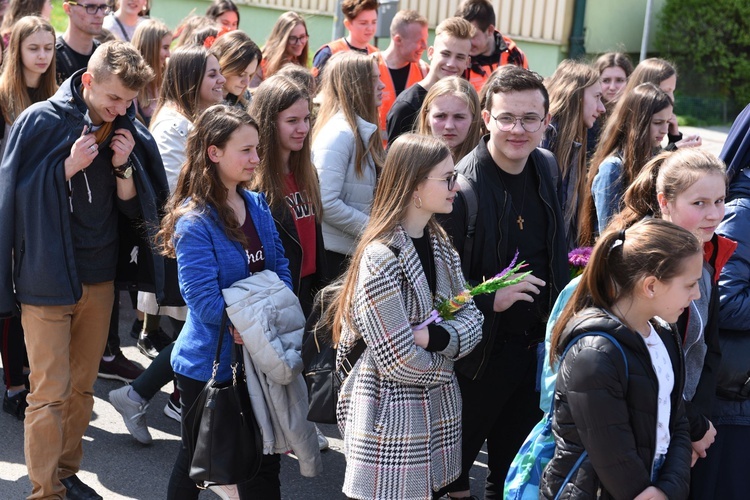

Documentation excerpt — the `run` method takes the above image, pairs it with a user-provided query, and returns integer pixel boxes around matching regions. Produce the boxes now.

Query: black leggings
[167,373,281,500]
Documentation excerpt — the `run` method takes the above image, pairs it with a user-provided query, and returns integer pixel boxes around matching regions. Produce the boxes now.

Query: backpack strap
[455,173,478,278]
[532,147,562,203]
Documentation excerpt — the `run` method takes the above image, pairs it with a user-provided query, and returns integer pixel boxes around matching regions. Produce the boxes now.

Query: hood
[727,167,750,202]
[721,103,750,184]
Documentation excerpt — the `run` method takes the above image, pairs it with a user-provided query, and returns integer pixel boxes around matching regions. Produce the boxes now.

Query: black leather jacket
[438,136,569,380]
[540,308,691,500]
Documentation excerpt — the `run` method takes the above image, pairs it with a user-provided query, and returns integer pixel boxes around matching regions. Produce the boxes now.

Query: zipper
[538,171,558,310]
[473,189,507,380]
[14,239,25,279]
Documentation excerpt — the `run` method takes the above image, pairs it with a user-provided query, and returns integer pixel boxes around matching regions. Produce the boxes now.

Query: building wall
[150,0,568,76]
[583,0,666,55]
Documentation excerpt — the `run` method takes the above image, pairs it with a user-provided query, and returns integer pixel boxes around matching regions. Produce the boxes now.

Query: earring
[413,195,423,209]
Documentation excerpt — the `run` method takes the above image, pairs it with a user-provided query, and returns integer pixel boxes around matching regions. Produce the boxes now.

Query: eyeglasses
[67,1,110,15]
[490,113,544,133]
[288,34,309,46]
[426,172,458,191]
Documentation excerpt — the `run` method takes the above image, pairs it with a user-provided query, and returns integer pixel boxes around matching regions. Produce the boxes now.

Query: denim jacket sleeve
[592,156,623,234]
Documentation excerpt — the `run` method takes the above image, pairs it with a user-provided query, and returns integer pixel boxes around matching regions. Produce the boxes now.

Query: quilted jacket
[336,225,483,499]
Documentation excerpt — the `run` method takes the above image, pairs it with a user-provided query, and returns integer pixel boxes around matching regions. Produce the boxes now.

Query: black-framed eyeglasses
[490,113,544,132]
[426,171,458,191]
[67,1,110,15]
[288,34,309,45]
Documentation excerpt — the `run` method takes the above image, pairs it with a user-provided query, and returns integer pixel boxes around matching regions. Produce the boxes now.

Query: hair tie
[609,229,626,251]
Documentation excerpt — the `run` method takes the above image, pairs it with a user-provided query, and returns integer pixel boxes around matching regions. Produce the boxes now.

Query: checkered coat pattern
[336,225,483,499]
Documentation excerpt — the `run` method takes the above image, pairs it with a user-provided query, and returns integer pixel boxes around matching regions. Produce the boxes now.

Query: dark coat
[0,70,173,315]
[438,136,569,380]
[540,308,692,500]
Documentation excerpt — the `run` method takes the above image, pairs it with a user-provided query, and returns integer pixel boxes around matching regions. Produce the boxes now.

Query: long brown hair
[578,82,673,245]
[330,134,452,343]
[550,218,702,364]
[416,75,482,163]
[0,0,48,36]
[0,16,56,124]
[211,30,261,108]
[545,60,601,230]
[131,19,171,110]
[157,105,259,258]
[151,45,212,125]
[262,11,308,79]
[594,51,634,111]
[622,57,676,97]
[249,74,322,221]
[617,148,727,228]
[313,51,385,176]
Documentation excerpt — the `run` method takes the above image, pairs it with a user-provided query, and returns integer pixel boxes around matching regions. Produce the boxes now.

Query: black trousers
[1,315,27,389]
[436,335,542,498]
[167,373,281,500]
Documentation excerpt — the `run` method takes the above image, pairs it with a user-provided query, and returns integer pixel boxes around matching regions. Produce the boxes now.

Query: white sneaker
[209,484,239,500]
[315,425,329,451]
[108,385,152,445]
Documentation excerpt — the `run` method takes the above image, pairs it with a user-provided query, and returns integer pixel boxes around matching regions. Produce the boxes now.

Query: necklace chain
[496,167,529,230]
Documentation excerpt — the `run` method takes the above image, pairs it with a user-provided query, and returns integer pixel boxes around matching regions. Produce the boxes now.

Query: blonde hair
[0,16,57,124]
[262,11,308,79]
[330,134,452,343]
[416,76,482,162]
[435,16,475,40]
[313,51,384,176]
[88,40,155,92]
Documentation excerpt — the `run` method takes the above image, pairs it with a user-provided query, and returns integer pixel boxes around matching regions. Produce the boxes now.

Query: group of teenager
[0,0,749,499]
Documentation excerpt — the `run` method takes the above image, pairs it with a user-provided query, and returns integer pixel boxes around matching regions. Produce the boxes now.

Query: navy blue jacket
[0,70,170,315]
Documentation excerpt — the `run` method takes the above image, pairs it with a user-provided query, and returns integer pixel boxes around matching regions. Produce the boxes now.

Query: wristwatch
[113,159,134,179]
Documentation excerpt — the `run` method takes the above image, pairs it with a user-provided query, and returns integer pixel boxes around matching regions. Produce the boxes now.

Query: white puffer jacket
[222,270,322,478]
[312,111,378,255]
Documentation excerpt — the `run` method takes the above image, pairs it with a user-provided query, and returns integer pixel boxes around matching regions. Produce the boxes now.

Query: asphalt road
[1,292,489,499]
[1,125,728,499]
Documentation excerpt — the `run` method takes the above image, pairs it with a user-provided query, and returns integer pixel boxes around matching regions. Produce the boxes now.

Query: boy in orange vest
[375,10,430,143]
[385,17,473,146]
[312,0,378,78]
[455,0,528,92]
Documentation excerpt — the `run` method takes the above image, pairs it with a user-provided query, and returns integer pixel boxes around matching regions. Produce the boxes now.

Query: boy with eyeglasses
[56,0,108,85]
[436,65,569,498]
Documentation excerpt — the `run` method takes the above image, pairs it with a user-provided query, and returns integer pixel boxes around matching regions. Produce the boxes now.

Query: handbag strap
[210,311,231,380]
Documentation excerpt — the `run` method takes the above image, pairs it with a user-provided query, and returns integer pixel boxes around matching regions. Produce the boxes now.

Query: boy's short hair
[390,10,428,37]
[435,16,475,41]
[455,0,495,32]
[484,65,549,115]
[341,0,378,21]
[88,40,155,91]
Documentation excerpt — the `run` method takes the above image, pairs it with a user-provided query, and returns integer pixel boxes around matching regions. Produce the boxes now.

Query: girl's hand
[633,486,667,500]
[230,326,244,345]
[675,134,702,149]
[667,113,680,136]
[413,327,429,349]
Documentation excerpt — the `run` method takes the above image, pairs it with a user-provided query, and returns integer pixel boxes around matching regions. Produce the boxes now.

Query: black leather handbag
[302,286,365,424]
[185,312,263,487]
[716,328,750,400]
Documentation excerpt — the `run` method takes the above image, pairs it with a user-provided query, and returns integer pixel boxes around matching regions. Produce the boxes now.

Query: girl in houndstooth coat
[329,134,483,499]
